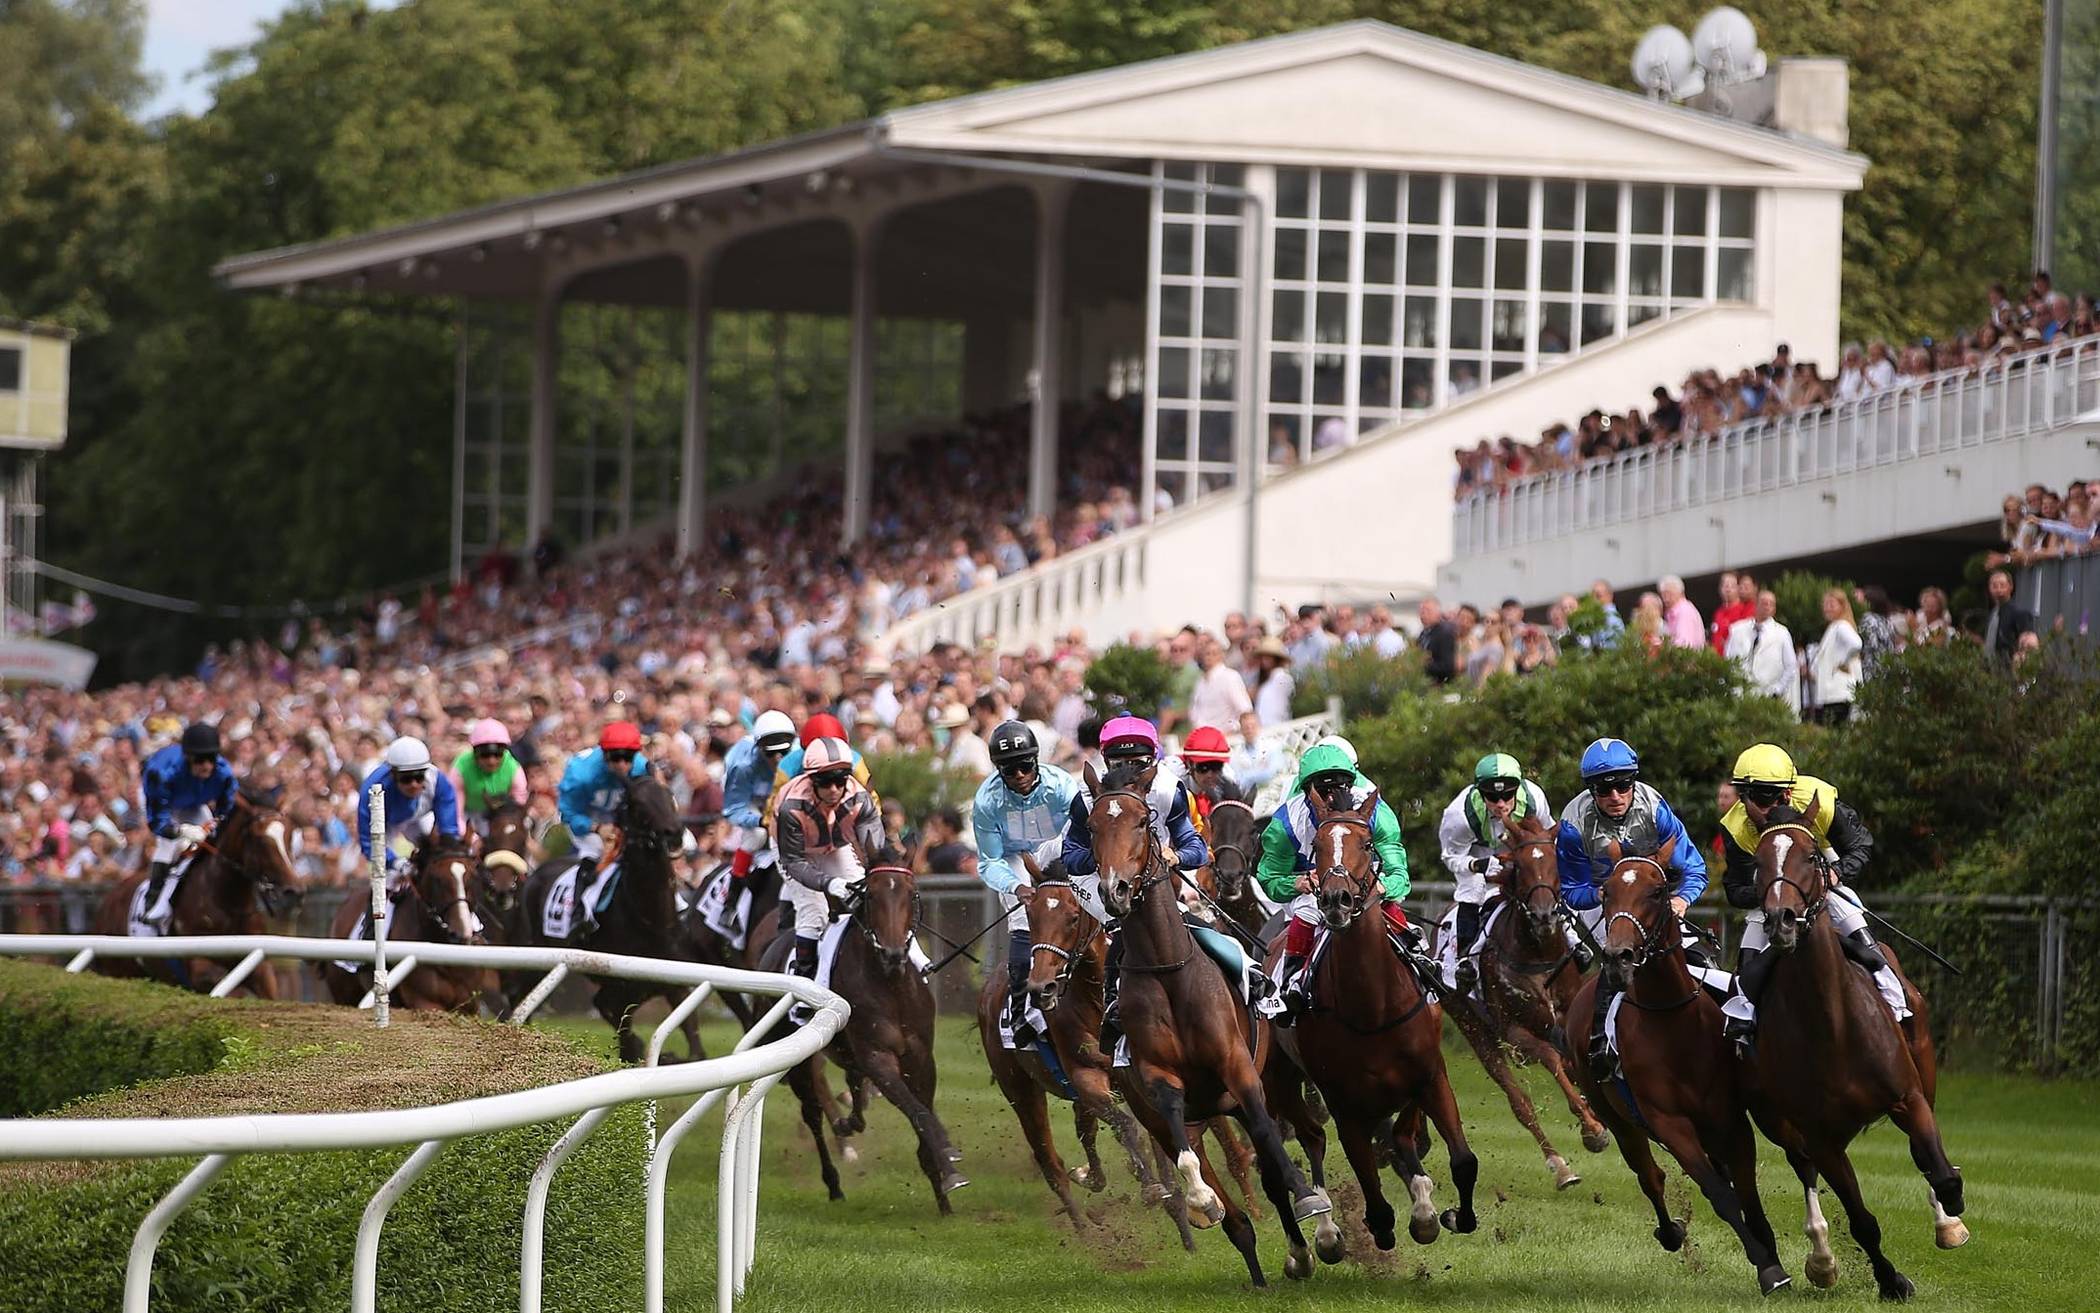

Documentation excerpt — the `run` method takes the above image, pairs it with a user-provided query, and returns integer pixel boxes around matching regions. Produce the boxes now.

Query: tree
[0,0,150,166]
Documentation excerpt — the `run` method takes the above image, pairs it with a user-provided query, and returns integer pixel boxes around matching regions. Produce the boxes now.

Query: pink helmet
[801,737,856,776]
[1100,715,1161,760]
[468,718,511,748]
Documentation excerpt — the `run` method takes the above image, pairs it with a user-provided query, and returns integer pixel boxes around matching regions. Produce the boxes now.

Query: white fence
[0,934,845,1313]
[878,531,1148,656]
[1452,338,2100,557]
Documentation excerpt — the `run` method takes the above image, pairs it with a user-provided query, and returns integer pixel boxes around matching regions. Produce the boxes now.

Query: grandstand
[215,20,1862,649]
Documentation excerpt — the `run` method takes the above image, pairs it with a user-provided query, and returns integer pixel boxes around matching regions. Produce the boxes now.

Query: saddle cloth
[1434,899,1510,996]
[333,898,484,974]
[997,997,1052,1051]
[541,860,621,941]
[692,864,757,950]
[126,854,197,937]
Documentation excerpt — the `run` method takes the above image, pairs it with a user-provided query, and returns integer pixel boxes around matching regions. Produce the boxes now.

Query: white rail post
[124,1153,232,1313]
[366,782,390,1028]
[351,1139,445,1313]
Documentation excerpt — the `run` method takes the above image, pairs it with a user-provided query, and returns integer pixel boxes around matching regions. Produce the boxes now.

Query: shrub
[866,749,979,820]
[1083,642,1175,720]
[1771,568,1856,646]
[1291,643,1425,721]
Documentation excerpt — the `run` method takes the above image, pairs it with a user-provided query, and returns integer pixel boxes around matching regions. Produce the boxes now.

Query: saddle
[127,854,198,937]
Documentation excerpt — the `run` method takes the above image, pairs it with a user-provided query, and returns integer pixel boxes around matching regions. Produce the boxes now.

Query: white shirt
[1253,668,1295,726]
[1811,620,1864,707]
[1725,616,1799,714]
[1187,663,1253,732]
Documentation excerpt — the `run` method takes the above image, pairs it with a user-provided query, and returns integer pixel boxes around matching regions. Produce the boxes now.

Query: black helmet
[989,720,1038,768]
[181,723,221,757]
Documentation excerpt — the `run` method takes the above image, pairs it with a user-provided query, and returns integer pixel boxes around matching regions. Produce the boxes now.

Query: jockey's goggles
[997,758,1039,780]
[473,745,505,760]
[1479,779,1519,801]
[604,749,637,765]
[396,769,429,786]
[1740,782,1791,807]
[1188,761,1226,775]
[186,752,217,767]
[1587,772,1637,797]
[812,769,853,788]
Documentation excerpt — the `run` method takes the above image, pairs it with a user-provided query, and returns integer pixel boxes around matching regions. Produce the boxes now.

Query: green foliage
[867,749,979,820]
[1566,594,1609,641]
[1769,568,1854,646]
[1084,642,1175,719]
[1290,643,1424,720]
[0,958,234,1116]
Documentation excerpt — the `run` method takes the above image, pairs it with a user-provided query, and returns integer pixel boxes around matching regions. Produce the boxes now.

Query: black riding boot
[1273,953,1307,1028]
[788,934,821,1024]
[141,862,172,921]
[1453,901,1484,991]
[1004,929,1036,1043]
[1724,944,1778,1058]
[1587,973,1623,1082]
[1098,927,1124,1058]
[1841,928,1890,973]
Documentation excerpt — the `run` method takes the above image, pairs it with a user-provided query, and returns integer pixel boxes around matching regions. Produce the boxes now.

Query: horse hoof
[1188,1202,1222,1230]
[1935,1219,1970,1250]
[939,1172,971,1194]
[1314,1216,1343,1264]
[1878,1272,1916,1302]
[1934,1173,1966,1217]
[1439,1208,1475,1235]
[1410,1214,1441,1246]
[839,1143,860,1164]
[945,1146,965,1164]
[1758,1266,1793,1296]
[1582,1129,1613,1154]
[1285,1247,1312,1281]
[1372,1227,1396,1252]
[1807,1253,1840,1288]
[1549,1155,1582,1190]
[1655,1221,1686,1252]
[827,1186,845,1202]
[1292,1189,1333,1222]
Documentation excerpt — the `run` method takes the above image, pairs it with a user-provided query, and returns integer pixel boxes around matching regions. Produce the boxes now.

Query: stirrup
[1723,1015,1758,1060]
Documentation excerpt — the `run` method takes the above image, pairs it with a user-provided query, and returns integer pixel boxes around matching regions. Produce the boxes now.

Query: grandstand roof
[215,19,1865,304]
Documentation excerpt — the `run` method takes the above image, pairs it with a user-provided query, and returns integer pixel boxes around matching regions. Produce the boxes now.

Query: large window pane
[1359,354,1394,408]
[1269,351,1306,403]
[1581,301,1616,344]
[1366,172,1400,223]
[1312,353,1346,404]
[1202,286,1239,339]
[1494,236,1528,291]
[1719,188,1755,239]
[1543,240,1575,293]
[1540,301,1573,355]
[1672,186,1707,236]
[1718,247,1754,301]
[1450,297,1484,350]
[1401,357,1434,408]
[1497,178,1531,229]
[1163,162,1197,213]
[1204,225,1239,277]
[1544,180,1578,230]
[1583,241,1617,294]
[1158,346,1191,397]
[1585,182,1619,232]
[1160,285,1192,338]
[1670,245,1706,299]
[1157,407,1189,460]
[1405,235,1441,286]
[1452,237,1486,288]
[1273,227,1308,281]
[1199,409,1235,463]
[1272,289,1306,341]
[1631,184,1665,234]
[1455,175,1489,227]
[1404,296,1439,348]
[1491,298,1527,352]
[1630,244,1664,297]
[1319,169,1353,220]
[1200,348,1237,400]
[1316,230,1350,283]
[1315,291,1347,344]
[1163,224,1194,276]
[1408,174,1442,224]
[1278,168,1311,219]
[1365,232,1397,286]
[1362,293,1395,346]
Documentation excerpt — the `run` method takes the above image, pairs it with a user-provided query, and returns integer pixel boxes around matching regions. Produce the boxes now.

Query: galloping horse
[1745,800,1965,1299]
[1440,812,1611,1189]
[1269,791,1478,1263]
[521,771,704,1063]
[92,786,299,997]
[1086,761,1331,1286]
[976,858,1179,1235]
[1569,838,1790,1296]
[478,800,533,915]
[322,835,496,1013]
[1200,793,1271,942]
[765,860,968,1214]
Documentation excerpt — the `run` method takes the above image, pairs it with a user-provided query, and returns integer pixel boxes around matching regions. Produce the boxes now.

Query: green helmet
[1474,752,1523,786]
[1296,743,1357,789]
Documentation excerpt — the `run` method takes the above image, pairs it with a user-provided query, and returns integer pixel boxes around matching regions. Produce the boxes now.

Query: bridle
[414,847,482,944]
[1025,877,1099,999]
[1205,798,1257,896]
[1602,855,1700,1009]
[196,796,298,916]
[1757,821,1830,928]
[853,864,920,968]
[1315,812,1377,926]
[1092,786,1193,973]
[1492,855,1577,978]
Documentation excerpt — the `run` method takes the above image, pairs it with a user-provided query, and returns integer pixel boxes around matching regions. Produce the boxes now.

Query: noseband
[417,852,482,943]
[1025,878,1093,994]
[1316,813,1377,925]
[1093,787,1173,909]
[1758,822,1830,926]
[855,865,920,964]
[1602,857,1683,972]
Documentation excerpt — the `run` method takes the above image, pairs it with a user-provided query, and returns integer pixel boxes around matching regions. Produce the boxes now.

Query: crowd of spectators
[1454,272,2100,500]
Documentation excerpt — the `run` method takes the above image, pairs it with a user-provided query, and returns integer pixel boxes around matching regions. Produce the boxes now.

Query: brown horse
[1269,791,1478,1263]
[1087,760,1331,1286]
[977,861,1183,1235]
[763,861,969,1213]
[1200,795,1272,942]
[520,771,704,1063]
[1439,812,1611,1189]
[1569,837,1790,1295]
[1745,802,1965,1299]
[92,788,299,997]
[321,835,496,1013]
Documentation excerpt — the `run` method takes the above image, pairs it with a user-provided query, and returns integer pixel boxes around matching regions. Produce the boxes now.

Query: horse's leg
[1812,1143,1912,1301]
[1515,1025,1611,1154]
[1381,1121,1442,1245]
[1333,1112,1398,1255]
[1413,1061,1480,1235]
[1205,1119,1263,1222]
[1071,1105,1106,1193]
[1786,1149,1841,1289]
[1188,1129,1268,1286]
[1260,1058,1329,1190]
[1888,1086,1967,1245]
[1719,1117,1788,1291]
[678,989,708,1061]
[1647,1113,1789,1294]
[1599,1101,1682,1251]
[1148,1139,1198,1252]
[1104,1103,1168,1205]
[786,1056,843,1201]
[1461,1014,1575,1189]
[997,1058,1084,1227]
[857,1045,966,1213]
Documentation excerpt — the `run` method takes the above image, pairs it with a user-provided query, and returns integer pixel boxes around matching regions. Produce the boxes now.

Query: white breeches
[572,829,605,863]
[1451,858,1495,907]
[730,823,776,866]
[1739,882,1870,953]
[1287,891,1320,926]
[151,806,212,865]
[787,848,866,938]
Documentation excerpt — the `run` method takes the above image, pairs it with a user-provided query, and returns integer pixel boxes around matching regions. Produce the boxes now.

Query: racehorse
[1200,793,1271,942]
[977,858,1181,1236]
[1745,800,1966,1298]
[1438,812,1611,1189]
[763,859,969,1214]
[1569,837,1791,1296]
[520,770,705,1064]
[92,786,299,997]
[322,835,496,1013]
[478,800,533,915]
[1268,791,1478,1263]
[1086,760,1331,1287]
[685,858,782,1031]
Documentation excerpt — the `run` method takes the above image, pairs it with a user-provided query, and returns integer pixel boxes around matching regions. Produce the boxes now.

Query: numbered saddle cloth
[125,853,197,937]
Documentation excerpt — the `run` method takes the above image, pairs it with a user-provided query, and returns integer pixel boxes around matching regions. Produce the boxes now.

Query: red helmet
[599,721,643,752]
[1181,726,1231,762]
[800,712,847,747]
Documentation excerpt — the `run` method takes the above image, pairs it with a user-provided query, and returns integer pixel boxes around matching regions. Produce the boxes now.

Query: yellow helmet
[1730,743,1797,787]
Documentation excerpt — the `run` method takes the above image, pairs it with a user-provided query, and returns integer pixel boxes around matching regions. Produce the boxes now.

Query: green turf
[547,1013,2098,1311]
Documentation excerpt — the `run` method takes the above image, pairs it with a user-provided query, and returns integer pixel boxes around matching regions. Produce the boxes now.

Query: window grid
[1149,161,1245,515]
[1265,169,1755,467]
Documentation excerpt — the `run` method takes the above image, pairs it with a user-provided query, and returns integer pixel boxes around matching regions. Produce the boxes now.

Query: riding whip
[925,904,1010,975]
[1862,907,1964,976]
[1168,865,1272,955]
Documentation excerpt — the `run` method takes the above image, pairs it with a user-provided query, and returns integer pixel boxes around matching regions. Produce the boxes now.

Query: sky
[139,0,400,119]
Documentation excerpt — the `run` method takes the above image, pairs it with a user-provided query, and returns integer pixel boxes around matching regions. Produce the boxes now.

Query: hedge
[0,960,646,1312]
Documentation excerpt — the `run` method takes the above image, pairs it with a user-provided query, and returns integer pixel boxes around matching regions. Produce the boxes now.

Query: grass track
[555,1015,2098,1310]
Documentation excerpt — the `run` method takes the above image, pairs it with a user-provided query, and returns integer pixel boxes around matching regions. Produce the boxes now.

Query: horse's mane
[1100,760,1150,794]
[236,780,283,810]
[1764,801,1809,828]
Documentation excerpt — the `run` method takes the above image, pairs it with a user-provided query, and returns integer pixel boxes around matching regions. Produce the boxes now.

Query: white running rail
[879,531,1148,656]
[1452,338,2100,556]
[0,934,846,1313]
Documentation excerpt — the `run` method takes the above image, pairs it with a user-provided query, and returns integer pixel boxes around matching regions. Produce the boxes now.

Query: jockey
[355,736,463,891]
[776,737,886,992]
[721,709,796,880]
[970,720,1081,1037]
[1555,737,1706,1074]
[448,718,528,839]
[559,722,650,919]
[773,712,873,791]
[138,722,239,923]
[1253,740,1411,1024]
[1718,743,1903,1055]
[1172,726,1244,826]
[1062,715,1210,1048]
[1438,752,1554,991]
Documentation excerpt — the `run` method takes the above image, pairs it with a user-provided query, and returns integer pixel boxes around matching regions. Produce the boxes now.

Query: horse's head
[480,801,531,907]
[221,789,302,913]
[615,769,686,864]
[1204,798,1259,901]
[857,861,919,973]
[414,836,482,945]
[1024,875,1098,1013]
[1498,812,1563,942]
[1309,786,1380,931]
[1084,761,1158,919]
[1755,795,1826,955]
[1598,835,1681,984]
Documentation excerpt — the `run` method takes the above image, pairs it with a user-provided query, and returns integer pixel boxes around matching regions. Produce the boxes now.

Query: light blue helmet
[1579,737,1639,779]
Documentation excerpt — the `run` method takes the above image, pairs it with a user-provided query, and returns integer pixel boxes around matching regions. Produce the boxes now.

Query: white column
[677,252,714,558]
[842,218,882,547]
[1028,182,1074,520]
[525,286,560,554]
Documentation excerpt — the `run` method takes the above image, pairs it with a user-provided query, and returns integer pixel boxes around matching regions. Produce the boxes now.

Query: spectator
[1725,588,1799,716]
[1657,574,1705,649]
[1811,588,1864,724]
[1187,634,1254,733]
[1514,624,1557,676]
[917,807,976,877]
[1855,585,1901,677]
[1709,570,1754,655]
[1415,598,1459,684]
[1981,568,2036,665]
[1834,343,1868,402]
[1913,586,1955,647]
[1465,619,1511,686]
[1248,638,1296,726]
[1363,605,1407,660]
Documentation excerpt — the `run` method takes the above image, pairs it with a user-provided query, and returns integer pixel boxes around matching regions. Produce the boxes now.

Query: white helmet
[753,710,797,754]
[385,736,433,773]
[1313,734,1359,766]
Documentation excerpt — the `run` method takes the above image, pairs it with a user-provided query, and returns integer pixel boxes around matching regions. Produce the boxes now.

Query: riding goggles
[474,744,506,759]
[187,753,218,767]
[1587,773,1637,797]
[996,758,1039,780]
[604,749,637,765]
[813,769,853,788]
[1740,782,1791,807]
[1479,779,1519,801]
[396,769,429,786]
[1188,761,1225,775]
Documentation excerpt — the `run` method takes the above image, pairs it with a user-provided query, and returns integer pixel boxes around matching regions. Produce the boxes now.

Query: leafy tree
[0,0,149,165]
[1771,569,1856,649]
[1290,643,1424,721]
[1084,642,1175,719]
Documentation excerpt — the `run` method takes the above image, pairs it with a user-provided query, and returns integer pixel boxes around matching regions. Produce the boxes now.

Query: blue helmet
[1579,737,1640,779]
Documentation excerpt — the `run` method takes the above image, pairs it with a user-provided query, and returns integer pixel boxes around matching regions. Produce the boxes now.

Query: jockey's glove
[826,877,855,901]
[177,823,208,845]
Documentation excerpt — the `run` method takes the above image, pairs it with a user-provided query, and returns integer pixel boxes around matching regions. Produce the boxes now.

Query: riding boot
[1453,902,1484,992]
[1004,929,1036,1044]
[1098,928,1124,1058]
[572,856,600,930]
[1723,944,1778,1059]
[1840,927,1890,973]
[1586,973,1622,1083]
[141,862,172,924]
[1270,953,1307,1028]
[788,934,821,1024]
